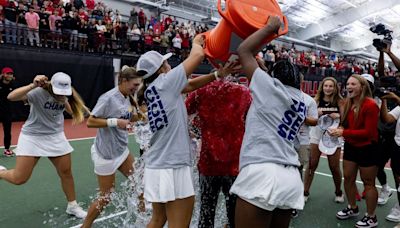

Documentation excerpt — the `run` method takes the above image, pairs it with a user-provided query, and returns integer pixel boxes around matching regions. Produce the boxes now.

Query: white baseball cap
[361,73,374,84]
[51,72,72,96]
[318,115,340,155]
[136,51,172,79]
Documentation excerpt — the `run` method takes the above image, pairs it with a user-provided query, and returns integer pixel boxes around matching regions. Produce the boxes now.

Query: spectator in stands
[0,5,4,43]
[138,7,145,29]
[86,0,95,11]
[95,19,106,52]
[69,11,80,50]
[49,9,62,48]
[86,18,96,52]
[127,23,140,53]
[172,32,182,59]
[331,74,379,228]
[77,18,88,52]
[128,6,137,27]
[4,0,17,44]
[1,73,89,219]
[38,7,50,47]
[25,6,40,47]
[73,0,84,10]
[143,27,153,52]
[16,1,27,46]
[159,31,169,54]
[0,67,15,157]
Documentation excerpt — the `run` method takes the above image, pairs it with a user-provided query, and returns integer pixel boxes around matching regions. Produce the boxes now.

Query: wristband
[106,118,118,127]
[214,71,220,80]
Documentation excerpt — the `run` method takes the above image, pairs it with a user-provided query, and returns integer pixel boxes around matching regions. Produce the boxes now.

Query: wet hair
[118,66,141,84]
[269,60,301,89]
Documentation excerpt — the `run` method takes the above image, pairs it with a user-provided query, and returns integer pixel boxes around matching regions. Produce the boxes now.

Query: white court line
[68,170,397,228]
[69,210,128,228]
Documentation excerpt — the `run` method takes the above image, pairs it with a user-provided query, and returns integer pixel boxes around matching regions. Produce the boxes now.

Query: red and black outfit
[0,79,14,151]
[342,98,379,167]
[185,80,251,228]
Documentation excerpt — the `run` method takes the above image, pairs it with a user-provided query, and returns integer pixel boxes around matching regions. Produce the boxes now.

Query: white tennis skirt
[15,132,73,157]
[230,162,304,211]
[91,145,130,176]
[144,166,195,203]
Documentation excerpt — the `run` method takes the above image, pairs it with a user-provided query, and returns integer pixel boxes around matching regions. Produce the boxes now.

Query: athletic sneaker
[386,204,400,222]
[335,193,345,203]
[3,149,14,157]
[66,203,87,219]
[378,189,393,205]
[355,214,378,228]
[291,209,298,218]
[336,205,359,220]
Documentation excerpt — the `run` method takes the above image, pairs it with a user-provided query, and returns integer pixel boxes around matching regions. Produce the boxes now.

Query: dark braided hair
[269,60,301,89]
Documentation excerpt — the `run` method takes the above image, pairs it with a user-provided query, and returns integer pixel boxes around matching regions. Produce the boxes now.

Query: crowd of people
[3,4,400,228]
[0,0,209,54]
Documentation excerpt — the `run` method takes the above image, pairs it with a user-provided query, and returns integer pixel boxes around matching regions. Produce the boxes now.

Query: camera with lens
[375,76,400,97]
[370,23,393,51]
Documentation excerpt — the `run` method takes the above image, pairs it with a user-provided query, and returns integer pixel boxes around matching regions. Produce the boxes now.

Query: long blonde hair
[341,74,372,126]
[314,77,342,106]
[43,83,90,124]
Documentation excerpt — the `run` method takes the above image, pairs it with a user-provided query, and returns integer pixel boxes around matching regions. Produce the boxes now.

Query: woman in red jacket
[329,74,379,228]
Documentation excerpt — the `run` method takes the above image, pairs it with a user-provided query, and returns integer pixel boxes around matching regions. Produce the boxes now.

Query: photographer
[377,43,400,223]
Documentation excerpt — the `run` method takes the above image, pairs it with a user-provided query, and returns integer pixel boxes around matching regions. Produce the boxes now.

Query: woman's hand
[329,113,340,120]
[117,119,131,130]
[192,34,205,48]
[217,61,241,79]
[33,75,48,88]
[266,16,281,34]
[328,127,343,137]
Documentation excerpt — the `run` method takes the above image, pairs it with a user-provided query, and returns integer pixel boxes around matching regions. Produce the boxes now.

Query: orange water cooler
[203,0,288,67]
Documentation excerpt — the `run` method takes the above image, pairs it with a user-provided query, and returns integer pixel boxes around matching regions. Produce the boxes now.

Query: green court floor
[0,137,399,228]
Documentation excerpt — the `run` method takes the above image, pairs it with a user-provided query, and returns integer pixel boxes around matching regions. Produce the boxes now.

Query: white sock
[68,200,78,207]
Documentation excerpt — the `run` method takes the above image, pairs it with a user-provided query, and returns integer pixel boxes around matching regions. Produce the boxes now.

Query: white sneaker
[335,193,345,203]
[0,165,6,171]
[66,203,87,219]
[304,195,309,203]
[378,189,393,205]
[386,204,400,222]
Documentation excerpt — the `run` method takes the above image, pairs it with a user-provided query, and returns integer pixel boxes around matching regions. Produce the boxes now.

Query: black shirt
[4,5,17,22]
[16,9,27,25]
[318,99,339,115]
[0,80,15,112]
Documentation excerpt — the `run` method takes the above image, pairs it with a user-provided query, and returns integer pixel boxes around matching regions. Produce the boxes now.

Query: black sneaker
[291,209,298,218]
[355,214,378,228]
[336,205,359,220]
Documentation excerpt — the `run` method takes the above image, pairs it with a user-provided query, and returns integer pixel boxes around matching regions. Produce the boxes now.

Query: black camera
[375,76,400,97]
[370,23,393,51]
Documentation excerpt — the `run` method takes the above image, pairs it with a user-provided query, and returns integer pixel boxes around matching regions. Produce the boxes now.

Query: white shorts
[15,132,73,157]
[144,166,195,203]
[91,145,130,176]
[230,163,304,211]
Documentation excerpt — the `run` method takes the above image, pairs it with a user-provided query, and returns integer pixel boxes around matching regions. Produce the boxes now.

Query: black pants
[0,116,12,150]
[199,175,237,228]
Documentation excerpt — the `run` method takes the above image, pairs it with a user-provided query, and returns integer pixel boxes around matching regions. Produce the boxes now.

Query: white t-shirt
[22,88,65,136]
[91,87,132,160]
[239,68,305,170]
[144,64,192,169]
[296,92,318,145]
[389,106,400,146]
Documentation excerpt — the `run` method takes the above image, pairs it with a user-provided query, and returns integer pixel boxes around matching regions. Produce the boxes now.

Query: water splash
[43,120,230,227]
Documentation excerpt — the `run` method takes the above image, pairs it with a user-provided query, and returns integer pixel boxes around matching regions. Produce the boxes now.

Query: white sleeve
[91,96,109,118]
[159,63,188,95]
[308,96,318,119]
[389,106,400,120]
